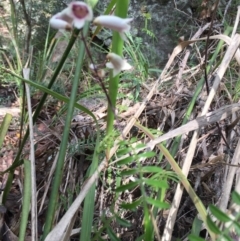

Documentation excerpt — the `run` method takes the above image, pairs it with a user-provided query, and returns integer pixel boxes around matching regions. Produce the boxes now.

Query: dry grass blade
[219,139,240,211]
[147,103,240,147]
[112,103,240,167]
[38,152,59,214]
[162,33,240,241]
[202,34,240,114]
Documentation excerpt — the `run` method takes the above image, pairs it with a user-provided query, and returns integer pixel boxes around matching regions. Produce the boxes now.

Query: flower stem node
[93,15,133,40]
[50,1,93,31]
[106,53,132,77]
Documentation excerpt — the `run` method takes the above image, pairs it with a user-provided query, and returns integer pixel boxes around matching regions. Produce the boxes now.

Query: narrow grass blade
[19,160,31,241]
[80,127,100,240]
[0,113,12,148]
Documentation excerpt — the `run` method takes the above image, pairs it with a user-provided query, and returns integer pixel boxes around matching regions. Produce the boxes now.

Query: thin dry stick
[162,33,240,241]
[23,68,38,241]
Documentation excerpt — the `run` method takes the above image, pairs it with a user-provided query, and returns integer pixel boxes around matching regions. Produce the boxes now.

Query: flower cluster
[49,1,132,77]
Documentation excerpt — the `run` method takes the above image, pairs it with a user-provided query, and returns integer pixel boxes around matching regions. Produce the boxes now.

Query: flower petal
[121,60,132,71]
[49,2,93,30]
[106,53,132,77]
[106,62,114,69]
[94,15,133,33]
[73,19,85,29]
[50,13,72,30]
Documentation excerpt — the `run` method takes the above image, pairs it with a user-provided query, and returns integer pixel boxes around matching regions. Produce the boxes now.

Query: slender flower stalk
[50,1,93,30]
[106,52,132,77]
[93,15,133,40]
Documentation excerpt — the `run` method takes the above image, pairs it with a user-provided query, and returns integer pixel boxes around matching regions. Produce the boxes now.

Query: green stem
[106,0,129,157]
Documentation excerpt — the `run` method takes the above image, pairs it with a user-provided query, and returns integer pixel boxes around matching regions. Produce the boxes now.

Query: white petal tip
[73,19,85,29]
[106,62,114,69]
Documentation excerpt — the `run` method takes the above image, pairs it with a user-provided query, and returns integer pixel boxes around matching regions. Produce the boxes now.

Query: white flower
[106,53,132,77]
[93,15,133,40]
[50,1,93,31]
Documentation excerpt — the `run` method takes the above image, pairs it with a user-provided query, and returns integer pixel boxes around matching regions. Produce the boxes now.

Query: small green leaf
[86,0,99,8]
[207,215,221,234]
[120,169,138,176]
[128,137,138,144]
[137,151,156,158]
[0,113,12,149]
[209,205,232,222]
[115,216,132,227]
[188,234,205,241]
[232,191,240,205]
[135,143,146,149]
[141,166,163,173]
[143,178,169,189]
[117,147,133,156]
[222,234,234,241]
[232,220,240,233]
[135,234,144,241]
[117,156,136,166]
[115,181,138,193]
[143,204,152,240]
[107,227,121,241]
[146,197,170,209]
[191,216,203,236]
[121,198,142,210]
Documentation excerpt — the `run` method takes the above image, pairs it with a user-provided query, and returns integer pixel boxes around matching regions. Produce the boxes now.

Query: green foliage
[141,10,156,39]
[0,113,12,148]
[189,191,240,241]
[110,137,176,239]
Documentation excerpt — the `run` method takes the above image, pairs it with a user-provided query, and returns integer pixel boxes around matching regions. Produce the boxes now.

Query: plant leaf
[117,156,136,166]
[146,197,170,209]
[188,234,205,241]
[115,216,132,227]
[120,169,138,176]
[207,215,221,234]
[115,181,139,193]
[141,166,163,173]
[232,191,240,205]
[209,204,232,222]
[121,198,142,210]
[143,178,169,189]
[137,151,156,158]
[0,113,12,149]
[191,216,203,236]
[107,227,121,241]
